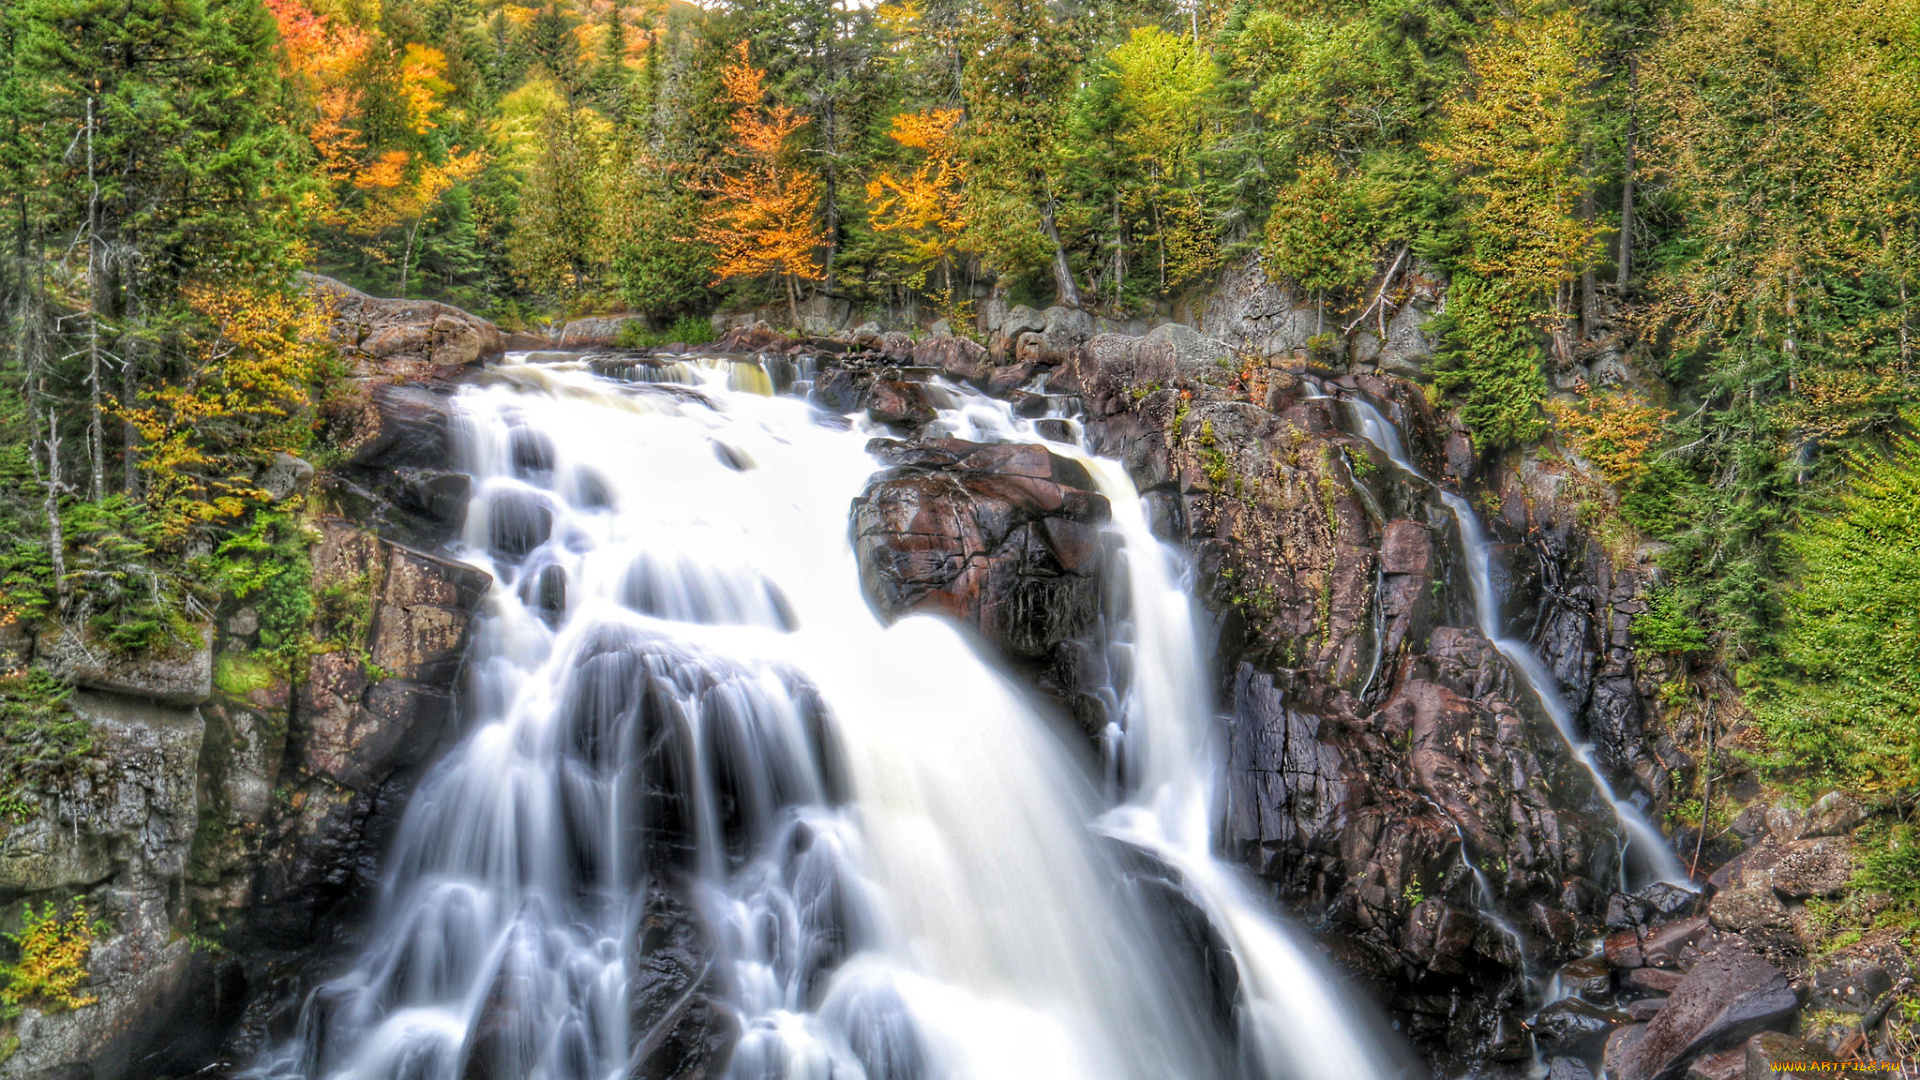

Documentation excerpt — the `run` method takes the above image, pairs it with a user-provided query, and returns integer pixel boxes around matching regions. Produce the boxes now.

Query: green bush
[1633,587,1709,658]
[1425,274,1549,452]
[1755,432,1920,790]
[614,314,716,350]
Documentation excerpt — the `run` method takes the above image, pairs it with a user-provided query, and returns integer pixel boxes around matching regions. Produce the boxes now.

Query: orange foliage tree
[866,108,969,313]
[696,43,824,324]
[266,0,483,293]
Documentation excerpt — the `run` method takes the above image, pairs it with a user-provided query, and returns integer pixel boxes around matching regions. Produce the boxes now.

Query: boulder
[557,313,649,348]
[1709,836,1852,900]
[1741,1032,1835,1080]
[1603,943,1798,1080]
[851,439,1109,667]
[1801,791,1869,839]
[307,274,504,376]
[1533,998,1626,1058]
[912,335,990,383]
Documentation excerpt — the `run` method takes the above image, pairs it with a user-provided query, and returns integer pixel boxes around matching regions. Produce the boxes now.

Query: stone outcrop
[851,438,1113,730]
[306,274,504,378]
[1602,943,1798,1080]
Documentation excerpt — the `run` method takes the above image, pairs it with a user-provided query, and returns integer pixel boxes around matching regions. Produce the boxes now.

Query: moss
[214,651,281,697]
[1198,420,1233,490]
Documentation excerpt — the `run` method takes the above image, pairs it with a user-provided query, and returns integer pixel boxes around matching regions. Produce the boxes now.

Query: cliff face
[0,301,497,1080]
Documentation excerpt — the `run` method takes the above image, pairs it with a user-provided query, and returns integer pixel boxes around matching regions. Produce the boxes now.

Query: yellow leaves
[1,902,99,1018]
[1107,25,1216,171]
[400,43,452,136]
[124,284,332,541]
[1548,389,1672,484]
[1430,8,1601,293]
[867,109,968,284]
[697,45,824,287]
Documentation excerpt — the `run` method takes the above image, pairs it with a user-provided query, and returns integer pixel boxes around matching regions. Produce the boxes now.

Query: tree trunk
[42,410,68,611]
[86,96,105,503]
[1038,188,1081,309]
[1617,54,1639,292]
[786,273,800,327]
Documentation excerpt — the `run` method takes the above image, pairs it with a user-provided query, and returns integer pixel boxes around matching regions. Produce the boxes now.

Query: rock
[928,319,952,338]
[1709,886,1792,934]
[627,889,739,1080]
[1641,917,1712,969]
[1560,955,1616,1001]
[1686,1048,1748,1080]
[1767,837,1852,898]
[556,313,648,348]
[344,382,459,472]
[714,322,788,353]
[1549,1058,1595,1080]
[1801,791,1868,838]
[851,438,1110,669]
[38,622,214,706]
[1534,998,1627,1058]
[1224,665,1348,885]
[1628,997,1669,1021]
[1606,929,1647,970]
[912,335,990,383]
[1603,943,1798,1080]
[1703,834,1851,900]
[865,379,938,427]
[307,274,503,376]
[1631,968,1688,994]
[1806,945,1900,1015]
[260,452,315,502]
[1741,1032,1835,1080]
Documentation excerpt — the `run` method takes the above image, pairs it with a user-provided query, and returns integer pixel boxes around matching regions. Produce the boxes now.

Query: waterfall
[1340,395,1690,889]
[252,355,1401,1080]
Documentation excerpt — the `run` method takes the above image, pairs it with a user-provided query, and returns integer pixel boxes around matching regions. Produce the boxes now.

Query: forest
[2,0,1920,1068]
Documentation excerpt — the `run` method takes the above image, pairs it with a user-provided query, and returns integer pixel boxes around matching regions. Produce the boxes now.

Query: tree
[866,108,968,313]
[959,0,1083,307]
[1106,25,1219,292]
[696,42,824,323]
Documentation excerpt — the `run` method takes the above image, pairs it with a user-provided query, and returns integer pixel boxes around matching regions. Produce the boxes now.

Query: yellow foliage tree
[122,285,332,542]
[697,43,825,325]
[866,108,968,313]
[1429,9,1601,297]
[0,902,98,1019]
[1548,389,1673,484]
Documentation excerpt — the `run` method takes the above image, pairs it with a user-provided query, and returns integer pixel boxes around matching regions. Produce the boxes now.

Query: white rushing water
[255,355,1400,1080]
[1341,395,1689,889]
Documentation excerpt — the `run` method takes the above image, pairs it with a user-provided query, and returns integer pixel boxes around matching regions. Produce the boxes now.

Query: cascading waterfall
[253,354,1400,1080]
[1339,394,1689,889]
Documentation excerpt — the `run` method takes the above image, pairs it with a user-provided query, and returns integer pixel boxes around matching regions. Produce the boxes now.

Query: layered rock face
[820,274,1689,1067]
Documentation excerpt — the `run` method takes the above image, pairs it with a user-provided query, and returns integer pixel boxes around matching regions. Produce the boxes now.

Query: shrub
[614,314,716,350]
[0,901,98,1019]
[1426,274,1549,451]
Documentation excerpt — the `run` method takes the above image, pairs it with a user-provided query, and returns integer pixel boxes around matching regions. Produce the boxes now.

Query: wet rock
[1631,968,1688,994]
[851,438,1110,714]
[1640,917,1711,969]
[1741,1032,1835,1080]
[1534,998,1626,1058]
[487,489,554,561]
[1549,1057,1595,1080]
[1224,666,1348,888]
[1559,955,1616,1000]
[627,889,739,1080]
[866,379,938,427]
[1628,997,1669,1021]
[1686,1048,1747,1080]
[1603,943,1797,1080]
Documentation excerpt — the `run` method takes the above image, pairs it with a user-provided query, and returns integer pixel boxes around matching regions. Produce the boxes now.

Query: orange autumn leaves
[697,43,824,309]
[698,45,968,305]
[266,0,482,245]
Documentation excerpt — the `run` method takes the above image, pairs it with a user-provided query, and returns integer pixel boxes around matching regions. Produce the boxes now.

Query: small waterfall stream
[1339,394,1689,889]
[254,354,1402,1080]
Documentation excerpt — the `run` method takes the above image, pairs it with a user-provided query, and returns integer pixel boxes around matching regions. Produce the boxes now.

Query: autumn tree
[696,42,824,324]
[866,108,968,316]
